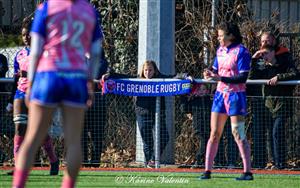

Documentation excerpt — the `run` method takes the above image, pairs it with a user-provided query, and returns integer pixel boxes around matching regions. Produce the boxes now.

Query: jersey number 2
[62,20,84,48]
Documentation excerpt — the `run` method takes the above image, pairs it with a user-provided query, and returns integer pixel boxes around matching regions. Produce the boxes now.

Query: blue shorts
[211,91,247,116]
[14,89,26,100]
[30,72,88,107]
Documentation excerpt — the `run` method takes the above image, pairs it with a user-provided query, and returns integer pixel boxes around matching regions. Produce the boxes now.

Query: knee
[209,131,221,142]
[14,114,28,136]
[231,122,246,141]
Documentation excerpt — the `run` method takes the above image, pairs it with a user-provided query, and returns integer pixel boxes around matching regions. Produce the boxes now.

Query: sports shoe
[199,171,211,180]
[50,160,59,175]
[236,172,254,180]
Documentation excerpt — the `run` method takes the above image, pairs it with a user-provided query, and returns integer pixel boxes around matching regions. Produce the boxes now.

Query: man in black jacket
[248,32,298,169]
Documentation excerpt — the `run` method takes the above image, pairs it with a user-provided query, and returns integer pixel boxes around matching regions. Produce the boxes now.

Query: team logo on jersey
[105,79,116,93]
[232,48,239,55]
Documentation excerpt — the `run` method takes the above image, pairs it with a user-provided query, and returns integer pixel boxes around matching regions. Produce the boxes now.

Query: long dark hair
[217,22,243,44]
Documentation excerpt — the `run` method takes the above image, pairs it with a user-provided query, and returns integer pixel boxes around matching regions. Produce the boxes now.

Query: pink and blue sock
[236,139,251,172]
[205,140,219,171]
[12,168,29,188]
[13,135,24,164]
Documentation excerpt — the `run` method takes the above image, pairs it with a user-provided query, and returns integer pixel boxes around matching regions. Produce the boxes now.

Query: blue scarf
[103,79,191,96]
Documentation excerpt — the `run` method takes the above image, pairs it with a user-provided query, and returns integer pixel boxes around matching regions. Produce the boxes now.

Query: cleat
[199,171,211,180]
[50,160,59,175]
[236,172,254,180]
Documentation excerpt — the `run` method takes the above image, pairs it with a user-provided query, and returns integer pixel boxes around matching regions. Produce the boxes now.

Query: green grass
[1,170,300,188]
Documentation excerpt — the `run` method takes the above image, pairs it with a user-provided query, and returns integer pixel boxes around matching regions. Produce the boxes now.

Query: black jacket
[248,48,298,97]
[248,48,299,117]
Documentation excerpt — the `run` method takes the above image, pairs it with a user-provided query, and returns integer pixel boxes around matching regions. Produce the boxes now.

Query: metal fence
[0,80,299,170]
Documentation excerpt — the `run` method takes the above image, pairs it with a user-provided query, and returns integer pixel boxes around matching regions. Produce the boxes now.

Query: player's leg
[201,91,228,179]
[204,112,227,171]
[60,105,85,188]
[13,102,55,187]
[8,92,28,176]
[13,96,27,164]
[228,92,253,180]
[231,115,253,180]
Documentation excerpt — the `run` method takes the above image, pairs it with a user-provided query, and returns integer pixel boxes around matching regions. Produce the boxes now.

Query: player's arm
[89,39,102,80]
[28,33,44,87]
[88,10,103,80]
[28,2,47,87]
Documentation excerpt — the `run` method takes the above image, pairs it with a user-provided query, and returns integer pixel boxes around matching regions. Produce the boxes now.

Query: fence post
[136,0,175,165]
[154,97,161,168]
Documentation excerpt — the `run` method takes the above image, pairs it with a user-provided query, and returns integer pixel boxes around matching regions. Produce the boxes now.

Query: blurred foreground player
[12,0,103,187]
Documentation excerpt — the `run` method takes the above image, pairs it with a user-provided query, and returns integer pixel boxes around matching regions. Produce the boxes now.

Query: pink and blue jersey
[30,0,103,107]
[14,47,30,93]
[212,44,251,93]
[211,43,251,116]
[31,0,103,74]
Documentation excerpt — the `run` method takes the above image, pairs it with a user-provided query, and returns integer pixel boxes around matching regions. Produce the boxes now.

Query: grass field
[1,170,300,188]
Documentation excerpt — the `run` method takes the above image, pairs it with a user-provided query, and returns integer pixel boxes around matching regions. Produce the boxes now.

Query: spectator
[249,33,298,169]
[12,0,103,187]
[102,60,190,168]
[201,22,253,180]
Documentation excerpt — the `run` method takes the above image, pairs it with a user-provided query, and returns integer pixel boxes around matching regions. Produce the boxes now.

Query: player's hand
[203,69,220,81]
[203,69,212,80]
